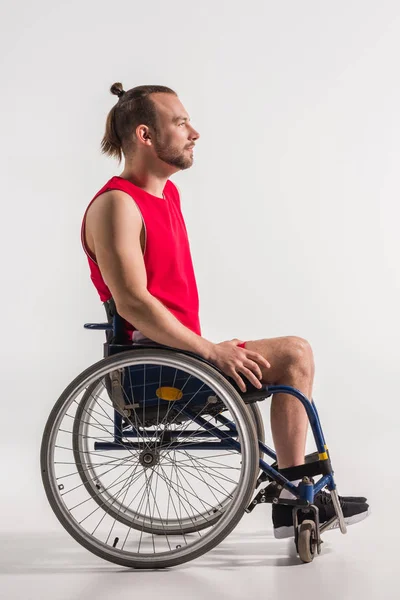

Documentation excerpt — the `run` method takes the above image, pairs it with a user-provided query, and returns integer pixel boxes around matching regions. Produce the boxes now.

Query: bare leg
[270,366,314,469]
[241,336,315,470]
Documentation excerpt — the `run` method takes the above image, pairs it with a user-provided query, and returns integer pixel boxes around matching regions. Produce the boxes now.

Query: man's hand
[208,339,271,393]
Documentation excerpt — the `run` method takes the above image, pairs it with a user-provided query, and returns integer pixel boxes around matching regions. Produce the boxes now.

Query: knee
[286,336,315,377]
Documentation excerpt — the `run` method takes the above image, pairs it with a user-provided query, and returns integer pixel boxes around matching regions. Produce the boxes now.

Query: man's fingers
[238,367,263,390]
[245,350,271,369]
[243,359,262,381]
[233,373,246,393]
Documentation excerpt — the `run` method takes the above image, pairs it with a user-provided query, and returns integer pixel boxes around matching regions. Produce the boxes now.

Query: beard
[152,134,194,170]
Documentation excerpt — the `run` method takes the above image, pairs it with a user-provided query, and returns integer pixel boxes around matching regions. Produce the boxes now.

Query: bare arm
[89,189,214,359]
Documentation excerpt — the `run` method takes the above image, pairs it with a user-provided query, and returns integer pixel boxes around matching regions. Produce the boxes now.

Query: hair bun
[110,82,125,99]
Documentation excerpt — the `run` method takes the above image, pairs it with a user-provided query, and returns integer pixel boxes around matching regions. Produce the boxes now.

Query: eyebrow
[172,115,190,123]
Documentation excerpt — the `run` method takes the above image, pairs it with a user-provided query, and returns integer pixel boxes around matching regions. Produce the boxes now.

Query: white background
[1,0,398,598]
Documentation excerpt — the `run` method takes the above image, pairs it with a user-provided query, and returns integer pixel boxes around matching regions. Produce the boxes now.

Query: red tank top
[81,176,201,340]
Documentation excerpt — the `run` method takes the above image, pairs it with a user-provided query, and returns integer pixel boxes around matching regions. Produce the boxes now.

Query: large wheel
[247,403,265,459]
[41,348,259,569]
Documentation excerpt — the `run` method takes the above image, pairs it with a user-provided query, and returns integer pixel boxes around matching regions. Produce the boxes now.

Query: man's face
[148,93,200,170]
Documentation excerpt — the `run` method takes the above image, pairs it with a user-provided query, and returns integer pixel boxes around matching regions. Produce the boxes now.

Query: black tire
[41,348,259,569]
[247,403,265,459]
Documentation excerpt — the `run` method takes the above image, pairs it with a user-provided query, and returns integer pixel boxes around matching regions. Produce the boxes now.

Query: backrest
[103,297,131,345]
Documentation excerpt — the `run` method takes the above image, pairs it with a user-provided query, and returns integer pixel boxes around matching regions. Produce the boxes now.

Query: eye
[179,122,186,127]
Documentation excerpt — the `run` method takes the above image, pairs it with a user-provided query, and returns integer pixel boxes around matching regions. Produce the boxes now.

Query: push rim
[41,349,259,568]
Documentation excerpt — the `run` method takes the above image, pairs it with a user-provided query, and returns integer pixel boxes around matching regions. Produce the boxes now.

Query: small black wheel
[297,519,317,563]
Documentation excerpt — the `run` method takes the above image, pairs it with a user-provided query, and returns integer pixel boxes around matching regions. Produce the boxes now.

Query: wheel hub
[139,449,160,468]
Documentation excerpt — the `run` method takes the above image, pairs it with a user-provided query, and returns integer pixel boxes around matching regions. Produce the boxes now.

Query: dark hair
[100,82,177,163]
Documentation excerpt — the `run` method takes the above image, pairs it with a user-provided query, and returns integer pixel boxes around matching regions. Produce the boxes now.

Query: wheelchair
[40,298,348,569]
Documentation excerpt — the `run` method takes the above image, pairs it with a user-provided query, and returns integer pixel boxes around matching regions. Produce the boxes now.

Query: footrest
[278,457,332,480]
[256,452,330,487]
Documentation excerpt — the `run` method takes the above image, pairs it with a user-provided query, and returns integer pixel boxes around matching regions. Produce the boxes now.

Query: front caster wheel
[297,519,317,563]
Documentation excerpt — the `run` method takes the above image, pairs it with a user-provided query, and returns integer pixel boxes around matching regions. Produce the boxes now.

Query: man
[81,83,369,539]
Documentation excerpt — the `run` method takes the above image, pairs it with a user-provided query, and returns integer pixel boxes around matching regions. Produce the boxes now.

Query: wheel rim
[41,349,258,566]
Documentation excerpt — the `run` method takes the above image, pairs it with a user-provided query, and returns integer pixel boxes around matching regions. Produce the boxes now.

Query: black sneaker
[272,490,370,539]
[317,488,367,504]
[309,478,367,504]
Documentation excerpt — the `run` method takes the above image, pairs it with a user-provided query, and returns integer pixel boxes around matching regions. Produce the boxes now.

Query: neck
[119,158,174,199]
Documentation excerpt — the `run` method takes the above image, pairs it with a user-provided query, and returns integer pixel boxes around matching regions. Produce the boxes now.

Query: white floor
[0,481,393,600]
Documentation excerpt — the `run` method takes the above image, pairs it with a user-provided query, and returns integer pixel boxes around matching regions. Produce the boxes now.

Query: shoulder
[166,179,182,205]
[86,188,143,233]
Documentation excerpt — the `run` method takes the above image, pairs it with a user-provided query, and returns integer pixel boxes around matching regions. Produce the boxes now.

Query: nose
[190,125,200,141]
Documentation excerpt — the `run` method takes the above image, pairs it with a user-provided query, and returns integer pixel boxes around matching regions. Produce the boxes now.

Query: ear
[136,124,152,145]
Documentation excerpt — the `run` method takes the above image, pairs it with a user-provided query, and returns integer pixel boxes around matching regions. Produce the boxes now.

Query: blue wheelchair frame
[84,309,337,511]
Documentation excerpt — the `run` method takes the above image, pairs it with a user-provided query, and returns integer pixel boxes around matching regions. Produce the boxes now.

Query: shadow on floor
[0,529,333,574]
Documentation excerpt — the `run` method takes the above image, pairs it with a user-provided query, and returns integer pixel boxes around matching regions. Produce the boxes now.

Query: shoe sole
[273,506,371,539]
